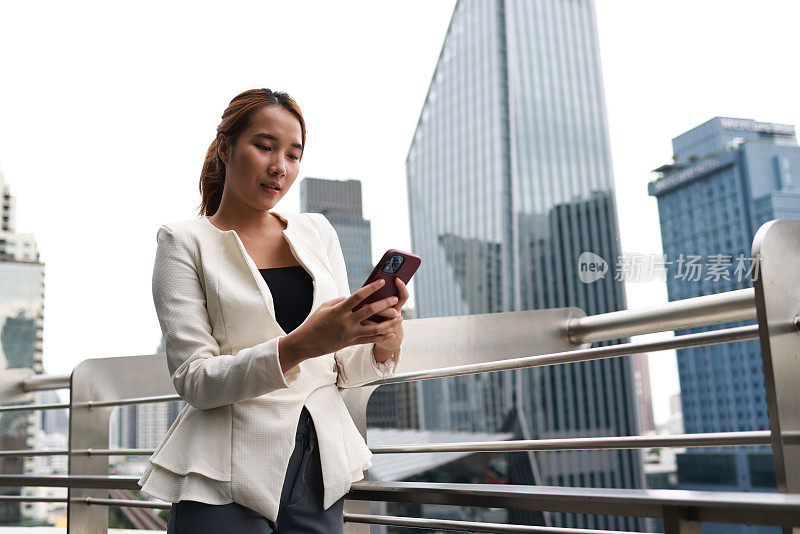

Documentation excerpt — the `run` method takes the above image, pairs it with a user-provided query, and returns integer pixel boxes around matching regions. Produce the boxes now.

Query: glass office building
[649,117,800,534]
[0,259,44,523]
[406,0,643,529]
[0,172,44,524]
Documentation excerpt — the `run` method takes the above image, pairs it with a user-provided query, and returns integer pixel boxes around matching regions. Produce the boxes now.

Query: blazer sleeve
[306,213,402,388]
[152,224,299,410]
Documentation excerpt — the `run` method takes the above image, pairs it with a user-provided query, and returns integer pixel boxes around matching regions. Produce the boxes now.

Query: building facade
[649,117,800,534]
[0,171,38,262]
[406,0,644,529]
[299,177,373,294]
[0,170,44,524]
[633,355,656,434]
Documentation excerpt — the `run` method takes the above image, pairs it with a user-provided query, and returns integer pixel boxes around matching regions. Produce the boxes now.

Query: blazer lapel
[224,211,325,335]
[272,211,327,314]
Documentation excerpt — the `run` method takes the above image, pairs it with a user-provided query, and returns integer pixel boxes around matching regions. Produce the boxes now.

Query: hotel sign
[648,157,731,196]
[720,118,795,136]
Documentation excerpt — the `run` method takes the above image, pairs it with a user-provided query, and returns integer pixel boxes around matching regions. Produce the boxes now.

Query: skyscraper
[649,117,800,534]
[0,169,44,524]
[406,0,643,529]
[0,170,39,262]
[633,355,656,434]
[299,178,373,294]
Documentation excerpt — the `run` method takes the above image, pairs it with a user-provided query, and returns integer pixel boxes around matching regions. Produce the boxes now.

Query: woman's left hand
[364,277,408,354]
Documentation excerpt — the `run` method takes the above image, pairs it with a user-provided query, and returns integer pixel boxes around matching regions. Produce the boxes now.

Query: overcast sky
[1,1,798,426]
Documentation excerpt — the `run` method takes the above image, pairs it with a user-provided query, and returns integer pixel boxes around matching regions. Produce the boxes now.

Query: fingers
[395,277,409,305]
[341,278,385,310]
[371,307,401,318]
[360,312,396,327]
[356,319,403,345]
[359,333,396,344]
[356,316,402,339]
[356,330,397,344]
[354,295,399,322]
[321,296,347,308]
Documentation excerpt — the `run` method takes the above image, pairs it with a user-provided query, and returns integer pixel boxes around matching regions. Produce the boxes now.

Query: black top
[258,265,313,334]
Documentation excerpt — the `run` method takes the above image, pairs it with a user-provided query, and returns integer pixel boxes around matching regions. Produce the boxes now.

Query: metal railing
[0,219,797,533]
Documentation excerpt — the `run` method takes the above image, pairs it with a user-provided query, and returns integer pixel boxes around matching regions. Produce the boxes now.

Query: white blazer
[137,210,401,522]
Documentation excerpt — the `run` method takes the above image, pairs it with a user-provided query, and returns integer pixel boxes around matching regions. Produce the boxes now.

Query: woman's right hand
[277,279,402,371]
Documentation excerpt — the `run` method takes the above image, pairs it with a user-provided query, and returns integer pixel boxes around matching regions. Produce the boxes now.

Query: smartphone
[351,249,421,323]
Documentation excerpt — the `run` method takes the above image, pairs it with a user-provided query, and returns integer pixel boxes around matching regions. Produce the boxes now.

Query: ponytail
[199,135,226,217]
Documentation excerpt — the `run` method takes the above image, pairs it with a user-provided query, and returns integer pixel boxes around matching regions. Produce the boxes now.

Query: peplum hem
[138,461,233,505]
[337,395,374,485]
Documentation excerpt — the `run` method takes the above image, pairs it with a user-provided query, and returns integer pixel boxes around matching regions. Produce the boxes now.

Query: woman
[137,88,406,533]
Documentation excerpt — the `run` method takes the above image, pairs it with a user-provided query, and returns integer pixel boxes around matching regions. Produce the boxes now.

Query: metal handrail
[0,449,69,457]
[362,324,758,387]
[347,481,800,528]
[79,394,181,409]
[72,448,155,456]
[0,448,156,457]
[0,401,69,413]
[343,513,648,534]
[0,496,68,504]
[0,430,774,458]
[10,288,757,406]
[21,373,70,392]
[17,325,759,408]
[567,287,756,343]
[2,474,799,529]
[0,475,139,490]
[75,497,171,510]
[368,430,772,453]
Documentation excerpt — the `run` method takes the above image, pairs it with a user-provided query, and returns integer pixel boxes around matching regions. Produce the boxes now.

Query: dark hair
[198,88,306,216]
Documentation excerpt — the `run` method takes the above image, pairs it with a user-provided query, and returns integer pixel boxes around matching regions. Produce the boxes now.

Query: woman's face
[219,105,303,213]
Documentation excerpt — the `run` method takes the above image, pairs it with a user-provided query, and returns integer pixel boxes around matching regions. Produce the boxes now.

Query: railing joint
[565,316,581,345]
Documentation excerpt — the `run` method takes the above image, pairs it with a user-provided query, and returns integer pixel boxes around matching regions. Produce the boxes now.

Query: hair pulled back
[199,88,306,216]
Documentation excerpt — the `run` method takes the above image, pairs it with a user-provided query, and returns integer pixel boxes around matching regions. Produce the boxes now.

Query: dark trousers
[166,407,345,533]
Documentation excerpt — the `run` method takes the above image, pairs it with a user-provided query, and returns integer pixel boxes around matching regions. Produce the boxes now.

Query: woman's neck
[208,209,285,236]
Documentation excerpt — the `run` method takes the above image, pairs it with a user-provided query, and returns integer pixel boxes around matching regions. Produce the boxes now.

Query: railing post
[752,220,800,534]
[67,354,172,534]
[659,506,703,534]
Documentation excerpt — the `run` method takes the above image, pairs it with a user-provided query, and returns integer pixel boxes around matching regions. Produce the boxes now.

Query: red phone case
[351,249,421,323]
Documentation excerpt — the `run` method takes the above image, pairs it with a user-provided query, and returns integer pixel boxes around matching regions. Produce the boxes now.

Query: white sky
[1,1,798,427]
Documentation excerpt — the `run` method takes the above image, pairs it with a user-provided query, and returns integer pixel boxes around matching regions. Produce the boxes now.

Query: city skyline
[1,1,799,430]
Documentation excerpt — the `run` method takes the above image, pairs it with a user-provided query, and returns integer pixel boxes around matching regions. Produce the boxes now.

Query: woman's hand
[364,277,408,357]
[278,279,402,368]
